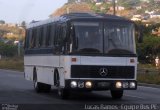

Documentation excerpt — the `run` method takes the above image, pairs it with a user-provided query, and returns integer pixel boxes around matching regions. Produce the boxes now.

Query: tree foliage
[68,0,76,3]
[135,22,160,63]
[0,20,5,24]
[137,35,160,63]
[21,21,26,29]
[117,0,141,9]
[0,24,25,41]
[0,41,17,57]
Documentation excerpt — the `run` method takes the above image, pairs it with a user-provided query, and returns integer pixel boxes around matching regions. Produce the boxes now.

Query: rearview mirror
[135,24,143,43]
[138,30,143,43]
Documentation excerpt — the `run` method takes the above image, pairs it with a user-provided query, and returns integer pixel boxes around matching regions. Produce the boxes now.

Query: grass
[137,64,160,85]
[0,57,24,71]
[137,73,160,85]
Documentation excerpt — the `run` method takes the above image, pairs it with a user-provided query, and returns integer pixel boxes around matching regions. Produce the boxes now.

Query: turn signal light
[71,58,77,62]
[130,59,135,63]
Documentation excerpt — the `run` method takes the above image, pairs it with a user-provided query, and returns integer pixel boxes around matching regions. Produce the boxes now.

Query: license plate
[98,82,110,88]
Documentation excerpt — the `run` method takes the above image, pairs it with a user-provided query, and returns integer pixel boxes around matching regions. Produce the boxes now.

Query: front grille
[71,65,135,79]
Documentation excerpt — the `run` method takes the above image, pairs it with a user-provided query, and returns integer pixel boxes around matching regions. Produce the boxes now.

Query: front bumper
[65,79,137,91]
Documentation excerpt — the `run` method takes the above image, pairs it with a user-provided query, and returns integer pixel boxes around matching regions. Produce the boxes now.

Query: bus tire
[43,84,51,93]
[33,68,51,93]
[54,70,60,87]
[33,69,43,93]
[54,70,69,99]
[110,90,123,99]
[58,88,69,99]
[34,80,51,93]
[33,77,43,93]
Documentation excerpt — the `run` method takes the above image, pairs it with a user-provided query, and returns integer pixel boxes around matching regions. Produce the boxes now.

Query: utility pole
[113,0,116,15]
[18,42,20,56]
[67,7,70,14]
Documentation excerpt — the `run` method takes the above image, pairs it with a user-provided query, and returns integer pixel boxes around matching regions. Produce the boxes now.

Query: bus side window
[57,25,62,46]
[50,24,55,47]
[61,25,67,53]
[29,29,37,48]
[63,25,70,54]
[36,27,40,48]
[28,29,32,49]
[64,25,73,54]
[57,25,62,53]
[33,29,37,48]
[46,25,52,47]
[42,25,47,47]
[25,30,30,49]
[53,24,59,54]
[49,24,56,47]
[39,27,43,47]
[54,24,58,46]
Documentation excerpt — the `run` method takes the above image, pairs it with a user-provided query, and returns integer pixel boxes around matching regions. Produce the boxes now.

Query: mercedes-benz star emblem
[99,68,108,77]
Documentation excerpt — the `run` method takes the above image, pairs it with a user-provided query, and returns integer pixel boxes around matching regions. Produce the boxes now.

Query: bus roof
[61,13,129,20]
[27,13,133,29]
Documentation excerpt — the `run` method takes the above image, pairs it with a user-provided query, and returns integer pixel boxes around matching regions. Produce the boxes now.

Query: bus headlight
[71,81,77,88]
[115,82,122,89]
[130,82,136,88]
[85,81,92,88]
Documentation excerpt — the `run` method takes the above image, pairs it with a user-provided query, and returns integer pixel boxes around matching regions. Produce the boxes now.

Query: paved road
[0,69,160,110]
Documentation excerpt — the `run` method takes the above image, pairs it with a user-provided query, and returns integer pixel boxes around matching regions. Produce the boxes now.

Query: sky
[0,0,67,23]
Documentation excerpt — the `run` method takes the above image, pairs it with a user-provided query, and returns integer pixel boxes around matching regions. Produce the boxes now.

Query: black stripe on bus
[25,48,137,57]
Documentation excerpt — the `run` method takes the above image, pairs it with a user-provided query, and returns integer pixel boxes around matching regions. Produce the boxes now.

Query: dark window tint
[31,29,37,48]
[50,24,55,47]
[39,27,43,47]
[46,25,52,46]
[25,30,30,49]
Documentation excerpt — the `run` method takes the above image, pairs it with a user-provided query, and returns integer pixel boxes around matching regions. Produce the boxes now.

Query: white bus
[24,13,139,99]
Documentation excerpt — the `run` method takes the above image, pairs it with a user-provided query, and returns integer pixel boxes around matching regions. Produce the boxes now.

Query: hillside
[50,3,93,17]
[50,0,160,23]
[0,24,25,41]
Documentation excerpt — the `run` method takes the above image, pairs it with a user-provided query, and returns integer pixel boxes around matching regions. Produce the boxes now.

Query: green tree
[117,0,141,9]
[0,20,5,24]
[68,0,76,3]
[137,35,160,63]
[21,21,26,29]
[0,41,17,57]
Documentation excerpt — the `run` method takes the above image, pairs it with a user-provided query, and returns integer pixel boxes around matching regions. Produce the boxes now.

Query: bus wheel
[110,90,123,99]
[54,71,69,99]
[58,88,69,99]
[33,77,43,93]
[33,71,43,93]
[34,80,51,93]
[33,69,51,93]
[54,70,59,87]
[43,84,51,93]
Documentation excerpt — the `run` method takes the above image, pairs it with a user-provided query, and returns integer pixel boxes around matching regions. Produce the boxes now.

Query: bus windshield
[72,21,135,55]
[104,22,135,55]
[73,22,103,53]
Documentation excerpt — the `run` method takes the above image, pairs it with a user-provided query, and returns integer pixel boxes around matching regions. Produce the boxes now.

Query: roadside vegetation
[137,64,160,85]
[0,21,25,41]
[0,57,24,72]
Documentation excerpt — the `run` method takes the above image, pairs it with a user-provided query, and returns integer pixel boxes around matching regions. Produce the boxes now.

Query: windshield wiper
[78,48,101,53]
[107,49,134,55]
